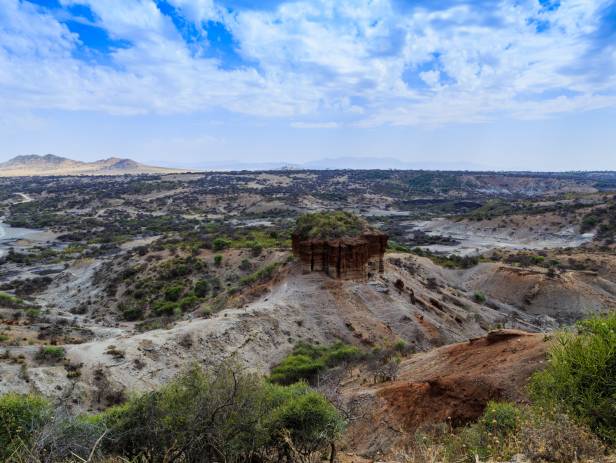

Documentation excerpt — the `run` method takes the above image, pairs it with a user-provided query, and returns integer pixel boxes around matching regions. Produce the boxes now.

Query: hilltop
[0,154,186,177]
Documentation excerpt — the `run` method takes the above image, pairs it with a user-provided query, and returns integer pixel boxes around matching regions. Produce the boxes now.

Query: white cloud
[0,0,614,126]
[290,121,339,129]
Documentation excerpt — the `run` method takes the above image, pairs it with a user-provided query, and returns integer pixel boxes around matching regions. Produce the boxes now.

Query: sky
[0,0,615,170]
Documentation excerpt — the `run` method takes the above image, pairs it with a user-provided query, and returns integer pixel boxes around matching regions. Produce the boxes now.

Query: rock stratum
[292,231,388,279]
[291,211,389,279]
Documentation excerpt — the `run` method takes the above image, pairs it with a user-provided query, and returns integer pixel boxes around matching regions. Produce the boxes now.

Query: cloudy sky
[1,0,615,170]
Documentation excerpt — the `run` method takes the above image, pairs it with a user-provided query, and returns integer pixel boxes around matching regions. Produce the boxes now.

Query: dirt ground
[340,330,549,459]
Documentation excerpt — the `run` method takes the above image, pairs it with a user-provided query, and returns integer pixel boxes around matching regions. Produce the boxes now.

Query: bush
[35,346,65,363]
[519,408,605,462]
[239,262,281,287]
[193,279,210,297]
[178,294,199,311]
[270,354,325,385]
[413,402,604,463]
[96,364,344,462]
[152,300,179,316]
[239,258,252,271]
[0,393,50,460]
[530,312,616,444]
[214,254,223,267]
[581,214,599,232]
[212,237,231,251]
[479,401,520,437]
[387,240,411,253]
[0,291,34,310]
[121,305,144,321]
[250,242,263,257]
[473,291,486,304]
[164,285,182,302]
[271,342,362,385]
[265,383,345,459]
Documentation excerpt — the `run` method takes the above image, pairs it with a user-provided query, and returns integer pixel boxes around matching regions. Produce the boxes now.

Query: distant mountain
[302,157,491,171]
[171,157,489,172]
[0,154,186,177]
[161,160,302,171]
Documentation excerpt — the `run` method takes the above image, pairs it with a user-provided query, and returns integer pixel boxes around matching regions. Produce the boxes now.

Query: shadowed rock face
[292,232,388,279]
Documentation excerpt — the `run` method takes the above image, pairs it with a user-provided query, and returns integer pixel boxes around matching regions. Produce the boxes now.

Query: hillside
[0,154,185,176]
[340,330,549,458]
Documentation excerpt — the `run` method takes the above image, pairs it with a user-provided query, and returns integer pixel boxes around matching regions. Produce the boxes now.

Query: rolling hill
[0,154,186,176]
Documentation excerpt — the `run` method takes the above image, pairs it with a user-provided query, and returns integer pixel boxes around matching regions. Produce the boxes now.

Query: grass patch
[239,262,282,287]
[413,402,605,463]
[35,346,65,363]
[0,292,35,310]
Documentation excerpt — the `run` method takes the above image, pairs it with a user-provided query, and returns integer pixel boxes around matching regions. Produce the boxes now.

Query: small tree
[530,312,616,444]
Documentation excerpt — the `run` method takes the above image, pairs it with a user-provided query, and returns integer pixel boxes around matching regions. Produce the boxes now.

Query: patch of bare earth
[340,330,549,460]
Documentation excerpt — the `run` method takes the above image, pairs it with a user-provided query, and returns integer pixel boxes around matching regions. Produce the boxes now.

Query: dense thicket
[530,311,616,444]
[1,364,344,463]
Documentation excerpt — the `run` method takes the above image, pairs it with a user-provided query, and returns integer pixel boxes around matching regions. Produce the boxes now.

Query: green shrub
[178,294,199,311]
[35,346,65,363]
[0,393,50,460]
[212,237,231,251]
[214,254,223,267]
[164,285,183,302]
[0,292,33,310]
[271,342,362,385]
[193,279,210,297]
[270,354,325,385]
[97,364,344,462]
[479,401,520,436]
[239,258,252,271]
[473,291,486,304]
[413,403,605,463]
[121,305,144,321]
[265,382,345,458]
[152,300,179,316]
[321,343,362,366]
[239,262,281,286]
[250,242,263,257]
[530,312,616,443]
[394,339,407,352]
[387,240,411,253]
[581,214,599,232]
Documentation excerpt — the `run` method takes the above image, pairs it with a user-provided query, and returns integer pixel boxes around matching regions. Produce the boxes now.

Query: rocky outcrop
[292,231,388,279]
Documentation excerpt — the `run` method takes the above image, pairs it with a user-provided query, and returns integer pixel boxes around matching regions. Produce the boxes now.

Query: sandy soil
[410,216,594,256]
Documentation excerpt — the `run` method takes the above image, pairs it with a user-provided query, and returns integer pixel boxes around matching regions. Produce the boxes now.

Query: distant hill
[171,157,490,172]
[0,154,186,177]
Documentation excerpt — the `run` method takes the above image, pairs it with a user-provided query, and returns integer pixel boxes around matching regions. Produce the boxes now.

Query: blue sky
[1,0,615,170]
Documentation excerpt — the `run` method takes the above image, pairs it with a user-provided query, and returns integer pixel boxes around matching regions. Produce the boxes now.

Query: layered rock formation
[292,231,388,279]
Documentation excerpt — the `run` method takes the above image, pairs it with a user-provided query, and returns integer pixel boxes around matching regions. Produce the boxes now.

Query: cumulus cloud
[0,0,615,126]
